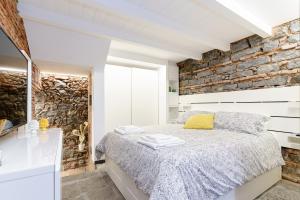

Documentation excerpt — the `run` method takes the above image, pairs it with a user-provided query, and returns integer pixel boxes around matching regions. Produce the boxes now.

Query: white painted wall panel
[180,86,300,104]
[188,103,300,117]
[105,65,132,132]
[179,86,300,134]
[132,68,159,126]
[268,118,300,134]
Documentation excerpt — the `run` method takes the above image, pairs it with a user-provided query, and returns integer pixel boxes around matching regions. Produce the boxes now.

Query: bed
[96,124,284,200]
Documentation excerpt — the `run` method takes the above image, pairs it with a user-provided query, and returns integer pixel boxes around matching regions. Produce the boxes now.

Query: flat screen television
[0,28,28,136]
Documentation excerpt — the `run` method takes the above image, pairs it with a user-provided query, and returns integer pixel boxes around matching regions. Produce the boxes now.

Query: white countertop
[0,127,62,182]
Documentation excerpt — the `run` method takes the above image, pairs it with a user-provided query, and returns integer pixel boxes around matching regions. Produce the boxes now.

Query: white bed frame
[106,157,281,200]
[106,86,300,200]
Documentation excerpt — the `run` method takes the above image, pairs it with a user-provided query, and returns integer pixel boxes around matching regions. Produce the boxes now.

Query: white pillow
[177,110,213,124]
[214,111,270,135]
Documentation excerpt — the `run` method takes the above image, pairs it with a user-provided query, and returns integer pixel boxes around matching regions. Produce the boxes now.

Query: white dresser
[0,127,63,200]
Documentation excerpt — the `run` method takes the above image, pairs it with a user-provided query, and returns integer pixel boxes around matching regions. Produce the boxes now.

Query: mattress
[96,124,284,200]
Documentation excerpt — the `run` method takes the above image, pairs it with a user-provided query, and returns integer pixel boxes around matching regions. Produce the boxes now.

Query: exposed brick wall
[282,148,300,183]
[178,18,300,95]
[0,0,30,56]
[34,74,89,171]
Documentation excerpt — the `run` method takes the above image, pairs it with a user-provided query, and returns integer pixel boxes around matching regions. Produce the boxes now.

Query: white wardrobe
[105,65,159,132]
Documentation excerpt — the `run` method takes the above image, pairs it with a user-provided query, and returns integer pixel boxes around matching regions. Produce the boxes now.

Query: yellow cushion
[184,114,214,129]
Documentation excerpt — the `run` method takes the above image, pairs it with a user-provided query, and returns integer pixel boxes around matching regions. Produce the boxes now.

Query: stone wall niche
[35,74,89,170]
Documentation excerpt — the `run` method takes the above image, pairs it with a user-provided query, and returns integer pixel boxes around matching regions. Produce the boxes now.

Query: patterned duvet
[96,124,284,200]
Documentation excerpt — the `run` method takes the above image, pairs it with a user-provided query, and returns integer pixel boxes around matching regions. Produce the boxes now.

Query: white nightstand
[270,131,300,150]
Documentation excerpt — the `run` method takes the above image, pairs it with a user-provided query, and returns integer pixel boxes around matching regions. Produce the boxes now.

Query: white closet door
[105,65,132,132]
[132,68,159,126]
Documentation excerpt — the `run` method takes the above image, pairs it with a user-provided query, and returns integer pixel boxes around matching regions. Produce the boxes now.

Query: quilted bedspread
[96,124,284,200]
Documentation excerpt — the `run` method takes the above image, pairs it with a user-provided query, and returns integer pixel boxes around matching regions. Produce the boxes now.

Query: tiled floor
[62,166,300,200]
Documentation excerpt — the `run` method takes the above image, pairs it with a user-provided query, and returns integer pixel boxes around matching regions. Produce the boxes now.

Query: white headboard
[179,86,300,134]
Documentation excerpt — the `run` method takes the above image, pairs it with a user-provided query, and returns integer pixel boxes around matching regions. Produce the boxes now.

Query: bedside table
[270,131,300,150]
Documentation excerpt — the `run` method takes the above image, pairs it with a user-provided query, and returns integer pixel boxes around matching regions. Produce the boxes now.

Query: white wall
[167,61,179,81]
[91,66,107,161]
[23,19,111,161]
[23,20,110,71]
[158,65,167,124]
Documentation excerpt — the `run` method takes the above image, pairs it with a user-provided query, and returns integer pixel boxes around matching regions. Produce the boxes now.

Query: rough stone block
[273,24,289,39]
[192,62,208,70]
[180,80,189,87]
[272,49,300,62]
[248,35,263,47]
[238,70,253,77]
[290,19,300,33]
[210,74,223,82]
[287,58,300,69]
[197,70,212,78]
[253,79,267,88]
[238,56,270,70]
[231,46,261,61]
[238,81,253,89]
[216,64,236,74]
[211,85,224,92]
[230,38,250,53]
[196,78,205,84]
[223,84,237,90]
[265,76,288,86]
[291,74,300,84]
[202,49,224,61]
[288,33,300,43]
[263,40,279,52]
[281,43,298,50]
[257,63,280,74]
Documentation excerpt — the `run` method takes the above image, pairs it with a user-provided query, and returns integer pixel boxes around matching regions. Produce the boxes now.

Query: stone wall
[35,74,89,170]
[0,0,30,56]
[178,18,300,184]
[282,148,300,183]
[178,18,300,95]
[0,70,27,124]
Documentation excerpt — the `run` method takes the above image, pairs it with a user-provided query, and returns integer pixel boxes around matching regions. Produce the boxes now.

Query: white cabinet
[105,65,159,131]
[0,128,62,200]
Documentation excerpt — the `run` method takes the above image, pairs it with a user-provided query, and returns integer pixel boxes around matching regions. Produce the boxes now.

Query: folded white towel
[138,134,185,150]
[114,125,144,135]
[142,134,181,143]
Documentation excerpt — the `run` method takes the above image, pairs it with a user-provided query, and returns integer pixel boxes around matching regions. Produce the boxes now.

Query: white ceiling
[234,0,300,27]
[18,0,300,65]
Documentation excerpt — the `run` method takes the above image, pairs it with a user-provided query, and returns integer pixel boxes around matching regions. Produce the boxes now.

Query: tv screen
[0,28,28,136]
